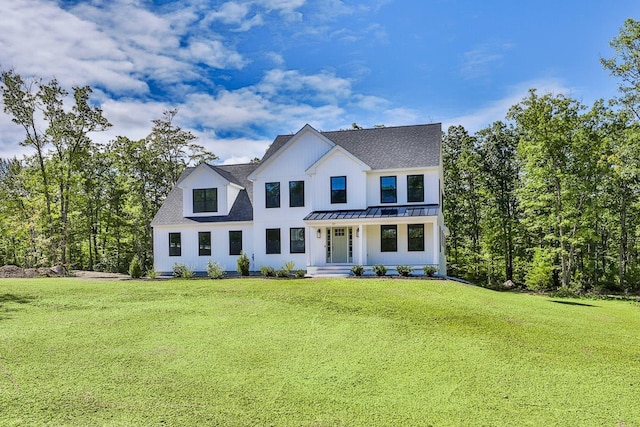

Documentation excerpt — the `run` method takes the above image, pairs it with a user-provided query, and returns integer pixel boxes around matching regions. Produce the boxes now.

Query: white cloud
[204,2,265,32]
[459,42,513,80]
[443,78,571,132]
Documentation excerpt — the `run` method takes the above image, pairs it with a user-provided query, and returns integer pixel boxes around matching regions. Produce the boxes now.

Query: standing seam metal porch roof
[304,204,439,221]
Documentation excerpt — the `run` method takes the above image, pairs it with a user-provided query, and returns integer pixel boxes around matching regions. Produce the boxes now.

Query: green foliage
[206,260,226,279]
[128,255,143,279]
[147,268,157,279]
[525,248,554,291]
[173,263,194,279]
[275,268,290,278]
[294,269,306,278]
[283,261,296,273]
[396,265,412,277]
[260,266,275,277]
[236,251,250,276]
[373,264,387,276]
[423,266,437,277]
[351,265,364,276]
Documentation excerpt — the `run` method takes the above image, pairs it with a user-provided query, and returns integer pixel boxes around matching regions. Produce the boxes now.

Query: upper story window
[193,188,217,213]
[380,176,397,203]
[289,181,305,207]
[407,175,424,203]
[331,176,347,204]
[265,182,280,208]
[169,232,181,256]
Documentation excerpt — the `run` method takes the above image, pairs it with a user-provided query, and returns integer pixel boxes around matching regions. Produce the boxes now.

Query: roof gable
[248,124,334,180]
[306,145,371,174]
[177,163,231,189]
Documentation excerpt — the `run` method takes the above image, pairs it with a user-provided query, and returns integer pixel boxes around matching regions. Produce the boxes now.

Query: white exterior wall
[365,221,436,266]
[179,167,233,217]
[311,151,368,211]
[365,169,440,206]
[153,223,253,274]
[249,130,331,271]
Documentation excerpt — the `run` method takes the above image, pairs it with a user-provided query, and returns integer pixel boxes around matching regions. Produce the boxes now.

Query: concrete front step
[307,265,353,277]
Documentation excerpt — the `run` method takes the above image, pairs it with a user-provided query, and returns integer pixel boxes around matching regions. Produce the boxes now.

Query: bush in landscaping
[396,265,412,277]
[237,251,250,276]
[351,265,364,276]
[423,266,437,277]
[373,264,387,276]
[173,263,194,279]
[275,268,290,278]
[283,261,296,274]
[206,260,226,279]
[294,269,306,278]
[128,255,143,278]
[260,266,275,277]
[147,268,157,279]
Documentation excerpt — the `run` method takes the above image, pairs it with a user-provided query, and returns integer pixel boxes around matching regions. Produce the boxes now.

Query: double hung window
[193,188,218,213]
[331,176,347,204]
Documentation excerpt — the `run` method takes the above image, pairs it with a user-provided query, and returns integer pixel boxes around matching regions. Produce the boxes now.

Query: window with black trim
[193,188,218,213]
[331,176,346,204]
[266,228,281,254]
[381,225,397,252]
[229,230,242,255]
[408,224,425,251]
[290,228,305,253]
[265,182,280,208]
[289,181,305,207]
[380,176,397,203]
[169,232,181,256]
[407,175,424,202]
[198,231,211,256]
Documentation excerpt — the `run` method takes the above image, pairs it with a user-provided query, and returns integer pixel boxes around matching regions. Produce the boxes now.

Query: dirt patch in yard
[71,270,130,280]
[0,265,61,278]
[0,265,130,280]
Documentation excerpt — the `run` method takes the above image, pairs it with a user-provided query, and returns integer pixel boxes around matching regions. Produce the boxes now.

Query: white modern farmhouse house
[151,123,447,276]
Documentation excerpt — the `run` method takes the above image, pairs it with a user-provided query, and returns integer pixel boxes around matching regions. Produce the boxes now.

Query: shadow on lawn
[550,300,596,307]
[0,293,36,319]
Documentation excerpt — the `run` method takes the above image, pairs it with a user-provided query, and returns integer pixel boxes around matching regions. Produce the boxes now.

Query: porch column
[305,226,312,268]
[432,221,439,267]
[357,224,364,265]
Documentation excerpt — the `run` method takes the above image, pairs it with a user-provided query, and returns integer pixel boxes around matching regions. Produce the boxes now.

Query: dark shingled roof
[151,162,259,226]
[261,123,442,170]
[304,204,439,221]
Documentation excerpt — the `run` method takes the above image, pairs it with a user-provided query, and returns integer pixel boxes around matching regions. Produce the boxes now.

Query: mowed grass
[0,278,639,426]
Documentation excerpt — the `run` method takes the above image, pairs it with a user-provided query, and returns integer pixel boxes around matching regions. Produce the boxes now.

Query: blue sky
[0,0,638,163]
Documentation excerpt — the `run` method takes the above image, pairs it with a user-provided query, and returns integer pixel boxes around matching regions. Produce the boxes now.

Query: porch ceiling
[303,204,439,221]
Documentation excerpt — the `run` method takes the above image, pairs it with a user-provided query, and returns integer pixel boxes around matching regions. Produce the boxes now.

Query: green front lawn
[0,278,638,426]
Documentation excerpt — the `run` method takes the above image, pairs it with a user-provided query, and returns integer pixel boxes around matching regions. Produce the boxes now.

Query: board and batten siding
[153,223,253,274]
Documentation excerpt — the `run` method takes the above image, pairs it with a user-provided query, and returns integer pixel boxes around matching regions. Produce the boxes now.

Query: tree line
[444,18,640,293]
[1,19,639,292]
[0,71,215,273]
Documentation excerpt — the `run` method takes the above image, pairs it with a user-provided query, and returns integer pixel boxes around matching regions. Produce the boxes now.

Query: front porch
[303,204,445,277]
